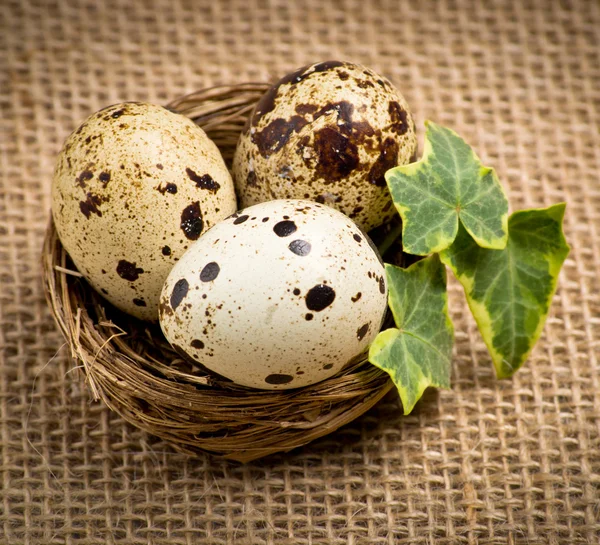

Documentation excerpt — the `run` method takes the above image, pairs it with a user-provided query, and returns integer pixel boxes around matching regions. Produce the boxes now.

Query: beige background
[1,0,599,543]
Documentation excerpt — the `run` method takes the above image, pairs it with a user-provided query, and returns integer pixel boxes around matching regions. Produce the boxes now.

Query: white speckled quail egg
[232,60,417,232]
[51,101,237,321]
[159,199,388,390]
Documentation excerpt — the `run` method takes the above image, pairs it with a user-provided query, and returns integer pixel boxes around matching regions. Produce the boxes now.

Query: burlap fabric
[1,0,599,543]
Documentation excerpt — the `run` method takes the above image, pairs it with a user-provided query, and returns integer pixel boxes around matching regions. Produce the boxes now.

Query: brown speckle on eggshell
[232,61,417,231]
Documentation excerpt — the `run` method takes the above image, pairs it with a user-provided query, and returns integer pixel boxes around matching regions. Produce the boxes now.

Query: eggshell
[159,199,388,390]
[232,60,417,231]
[51,101,237,320]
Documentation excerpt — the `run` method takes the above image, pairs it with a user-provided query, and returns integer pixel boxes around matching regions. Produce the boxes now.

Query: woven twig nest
[41,84,397,463]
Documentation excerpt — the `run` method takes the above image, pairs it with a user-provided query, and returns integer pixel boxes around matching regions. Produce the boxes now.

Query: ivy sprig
[370,122,569,414]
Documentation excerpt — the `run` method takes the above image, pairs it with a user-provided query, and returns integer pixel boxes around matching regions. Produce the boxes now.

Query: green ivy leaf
[385,121,509,256]
[440,203,570,378]
[369,255,454,414]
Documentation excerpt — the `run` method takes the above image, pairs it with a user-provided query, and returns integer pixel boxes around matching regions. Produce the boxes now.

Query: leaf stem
[377,222,403,257]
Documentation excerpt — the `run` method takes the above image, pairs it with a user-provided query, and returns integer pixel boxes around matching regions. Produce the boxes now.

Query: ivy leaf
[440,203,570,378]
[369,255,454,414]
[385,121,509,255]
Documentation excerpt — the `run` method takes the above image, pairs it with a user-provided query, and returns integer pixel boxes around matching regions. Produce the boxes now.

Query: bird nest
[41,83,398,463]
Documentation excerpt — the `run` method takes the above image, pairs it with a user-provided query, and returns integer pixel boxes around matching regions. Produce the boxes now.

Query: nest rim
[41,83,396,463]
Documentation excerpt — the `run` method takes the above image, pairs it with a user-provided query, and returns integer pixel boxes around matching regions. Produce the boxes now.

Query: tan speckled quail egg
[51,101,237,321]
[232,60,417,232]
[159,199,388,390]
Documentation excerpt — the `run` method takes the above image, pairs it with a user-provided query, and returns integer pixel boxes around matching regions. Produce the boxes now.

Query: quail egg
[159,199,388,390]
[232,61,417,231]
[51,101,237,320]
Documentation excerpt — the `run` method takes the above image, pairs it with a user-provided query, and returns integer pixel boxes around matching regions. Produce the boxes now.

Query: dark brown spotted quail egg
[232,60,417,232]
[158,199,388,390]
[51,101,237,321]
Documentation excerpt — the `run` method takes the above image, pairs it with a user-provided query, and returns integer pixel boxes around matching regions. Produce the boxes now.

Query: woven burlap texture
[1,0,599,543]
